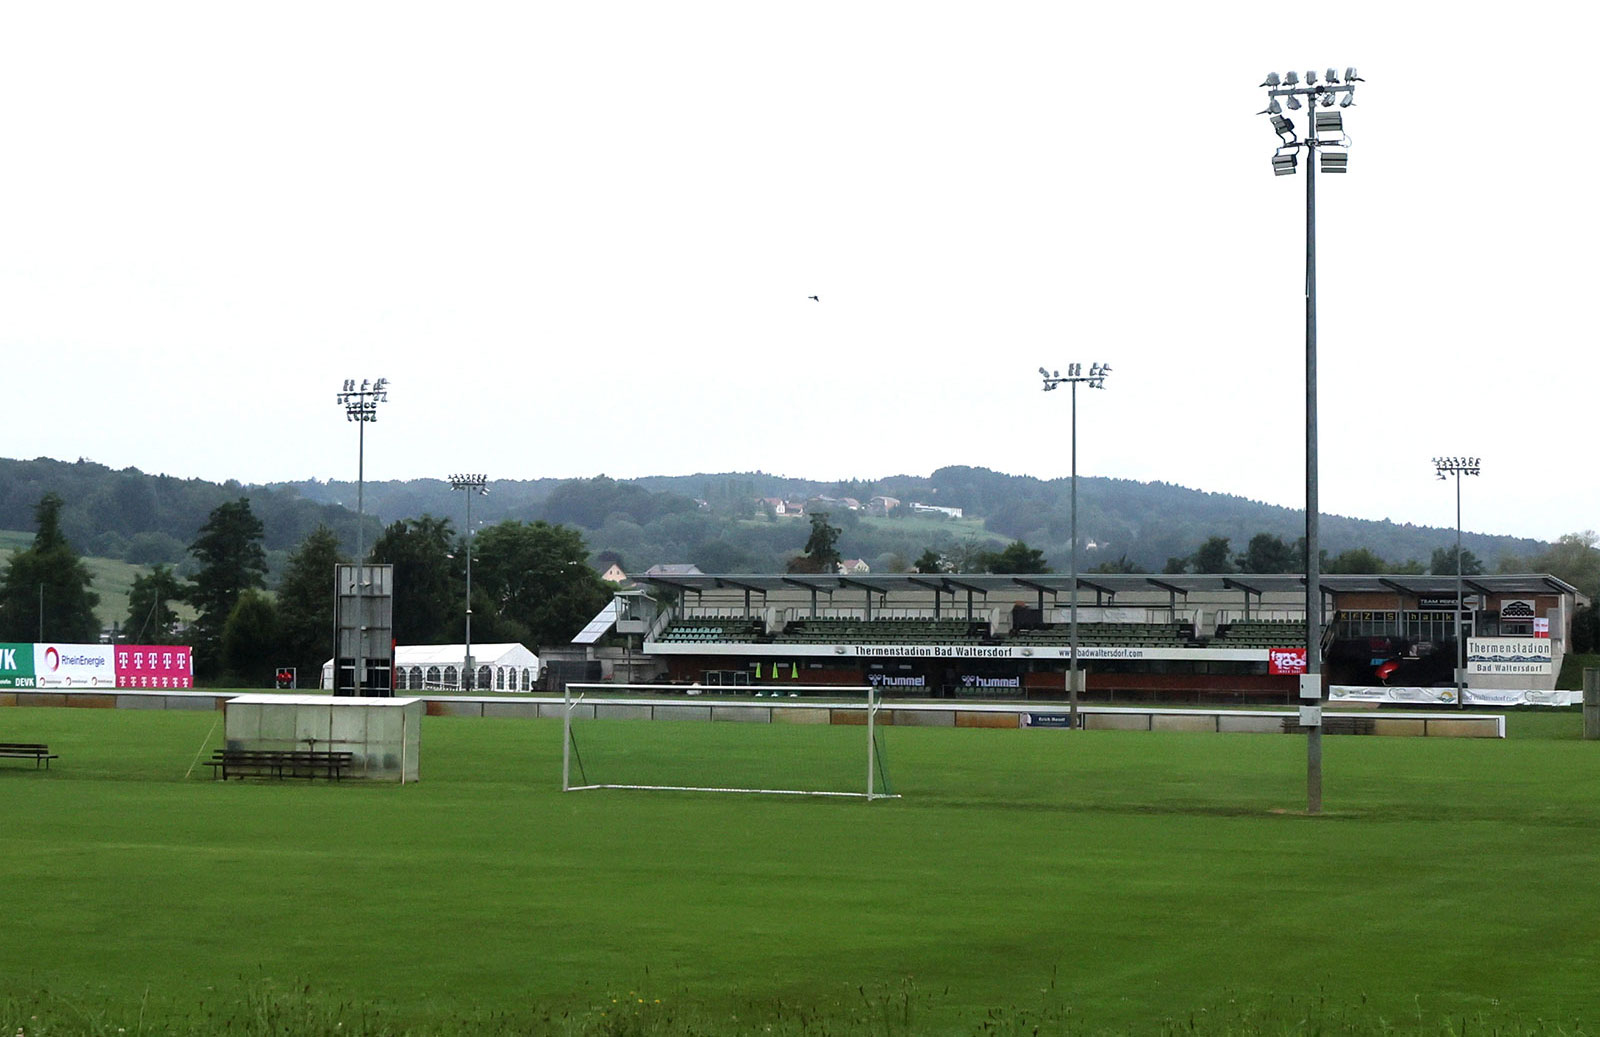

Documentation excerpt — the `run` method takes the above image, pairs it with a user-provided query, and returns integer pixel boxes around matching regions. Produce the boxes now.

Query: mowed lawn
[2,705,1599,1035]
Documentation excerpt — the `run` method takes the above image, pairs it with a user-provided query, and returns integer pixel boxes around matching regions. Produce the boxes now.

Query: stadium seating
[1210,619,1308,648]
[772,617,989,644]
[1009,622,1198,647]
[656,619,765,644]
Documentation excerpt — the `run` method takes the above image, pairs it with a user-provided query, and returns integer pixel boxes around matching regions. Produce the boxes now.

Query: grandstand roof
[628,572,1581,598]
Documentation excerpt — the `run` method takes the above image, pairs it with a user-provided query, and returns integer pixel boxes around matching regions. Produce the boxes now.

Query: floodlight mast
[1259,68,1360,816]
[1039,363,1111,730]
[336,377,390,696]
[1433,456,1482,707]
[449,473,490,690]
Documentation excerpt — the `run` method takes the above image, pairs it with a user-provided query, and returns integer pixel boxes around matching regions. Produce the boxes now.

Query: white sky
[1,2,1593,543]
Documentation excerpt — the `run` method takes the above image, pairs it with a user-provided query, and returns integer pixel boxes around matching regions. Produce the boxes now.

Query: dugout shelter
[224,694,422,782]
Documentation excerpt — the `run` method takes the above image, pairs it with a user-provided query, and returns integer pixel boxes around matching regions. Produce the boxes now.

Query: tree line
[0,493,610,688]
[1,459,1558,589]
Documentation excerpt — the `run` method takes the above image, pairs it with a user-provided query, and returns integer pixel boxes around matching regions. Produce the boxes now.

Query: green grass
[1558,653,1600,690]
[3,707,1600,1035]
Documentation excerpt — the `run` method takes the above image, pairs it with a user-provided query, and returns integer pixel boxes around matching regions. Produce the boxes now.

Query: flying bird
[808,295,819,302]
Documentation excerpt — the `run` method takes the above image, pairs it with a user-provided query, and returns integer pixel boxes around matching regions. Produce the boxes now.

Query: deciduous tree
[123,565,185,643]
[1325,547,1389,574]
[276,525,346,686]
[985,541,1051,574]
[1235,533,1298,574]
[1193,536,1236,574]
[1430,545,1484,577]
[221,589,280,688]
[370,515,457,644]
[472,520,611,648]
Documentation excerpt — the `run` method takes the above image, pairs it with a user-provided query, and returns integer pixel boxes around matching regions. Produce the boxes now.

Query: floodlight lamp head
[1305,70,1318,84]
[1257,98,1283,115]
[1261,72,1281,87]
[1287,94,1302,110]
[1320,91,1335,107]
[1339,92,1355,108]
[1039,366,1049,376]
[1284,70,1300,85]
[1345,67,1363,82]
[1325,68,1340,83]
[1270,114,1295,138]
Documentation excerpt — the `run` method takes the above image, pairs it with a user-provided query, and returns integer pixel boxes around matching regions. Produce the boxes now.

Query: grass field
[3,705,1599,1035]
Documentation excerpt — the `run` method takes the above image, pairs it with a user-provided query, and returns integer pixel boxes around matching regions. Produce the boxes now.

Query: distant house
[808,495,862,514]
[643,563,704,577]
[910,502,964,519]
[600,563,629,584]
[837,558,871,575]
[758,497,791,516]
[867,495,900,516]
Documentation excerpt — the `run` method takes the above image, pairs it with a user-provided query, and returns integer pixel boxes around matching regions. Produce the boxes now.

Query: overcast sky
[1,2,1592,544]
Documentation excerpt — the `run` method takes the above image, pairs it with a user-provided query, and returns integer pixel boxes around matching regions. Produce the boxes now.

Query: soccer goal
[561,683,897,800]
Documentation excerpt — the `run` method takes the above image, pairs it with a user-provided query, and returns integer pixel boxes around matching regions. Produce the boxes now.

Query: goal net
[561,683,897,800]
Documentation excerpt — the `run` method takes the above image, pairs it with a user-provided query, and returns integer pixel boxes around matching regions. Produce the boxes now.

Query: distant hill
[0,457,1555,583]
[268,466,1552,576]
[0,457,367,576]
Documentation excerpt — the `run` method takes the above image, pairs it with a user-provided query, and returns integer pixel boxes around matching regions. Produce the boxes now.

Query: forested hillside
[1,458,1569,587]
[276,466,1554,578]
[0,457,366,576]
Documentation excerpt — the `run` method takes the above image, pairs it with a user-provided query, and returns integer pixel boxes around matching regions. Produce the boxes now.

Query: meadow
[2,704,1599,1035]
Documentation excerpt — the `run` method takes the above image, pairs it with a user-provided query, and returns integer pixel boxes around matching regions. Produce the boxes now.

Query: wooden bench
[205,749,355,781]
[0,742,59,769]
[1281,715,1377,736]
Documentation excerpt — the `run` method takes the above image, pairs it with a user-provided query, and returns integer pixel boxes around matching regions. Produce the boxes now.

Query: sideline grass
[2,706,1598,1035]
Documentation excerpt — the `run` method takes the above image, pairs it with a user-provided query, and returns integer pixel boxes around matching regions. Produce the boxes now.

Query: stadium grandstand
[590,572,1583,704]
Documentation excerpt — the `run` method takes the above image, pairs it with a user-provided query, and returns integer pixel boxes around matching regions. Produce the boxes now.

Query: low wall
[1,688,1505,738]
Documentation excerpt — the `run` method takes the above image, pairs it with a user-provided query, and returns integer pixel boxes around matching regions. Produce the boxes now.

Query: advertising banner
[33,643,116,688]
[1268,647,1308,675]
[115,645,194,688]
[1329,685,1458,705]
[1467,638,1552,675]
[960,674,1021,691]
[0,642,36,688]
[1023,713,1077,728]
[1330,685,1579,707]
[866,673,927,690]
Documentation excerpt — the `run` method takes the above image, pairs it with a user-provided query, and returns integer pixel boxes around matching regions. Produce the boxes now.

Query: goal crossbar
[561,683,898,801]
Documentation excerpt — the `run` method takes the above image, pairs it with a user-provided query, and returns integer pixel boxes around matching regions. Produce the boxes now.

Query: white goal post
[561,683,898,801]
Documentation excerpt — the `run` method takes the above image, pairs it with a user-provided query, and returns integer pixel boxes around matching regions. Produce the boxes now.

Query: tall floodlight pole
[336,377,390,695]
[1434,457,1481,705]
[1040,363,1111,730]
[449,473,489,690]
[1260,66,1361,815]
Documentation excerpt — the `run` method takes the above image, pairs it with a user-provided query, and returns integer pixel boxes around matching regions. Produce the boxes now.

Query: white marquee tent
[320,643,541,692]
